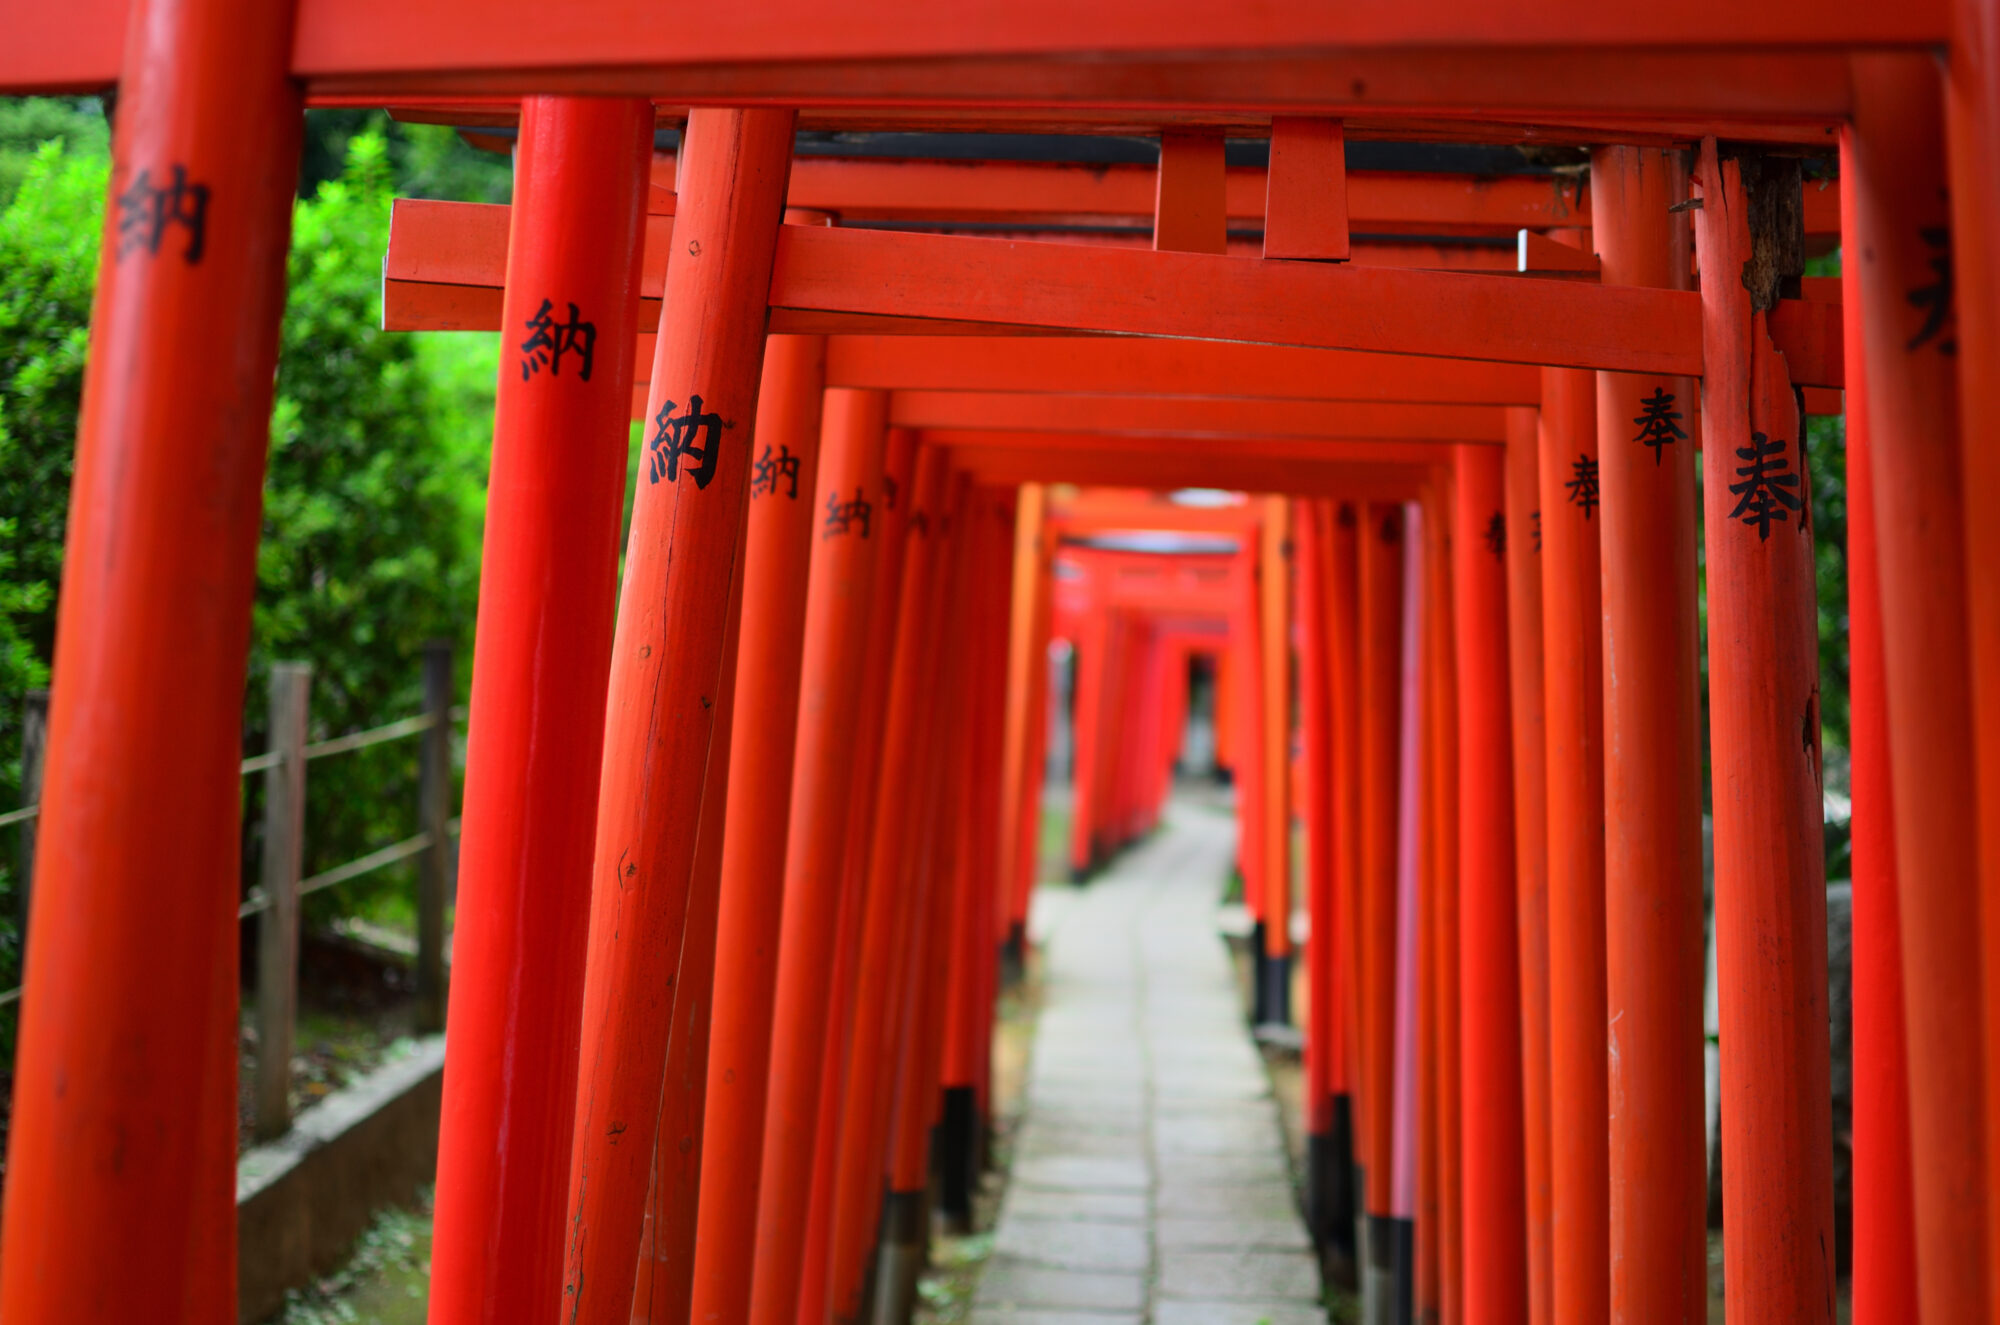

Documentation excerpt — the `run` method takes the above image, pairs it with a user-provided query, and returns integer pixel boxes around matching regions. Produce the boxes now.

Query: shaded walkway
[974,803,1325,1325]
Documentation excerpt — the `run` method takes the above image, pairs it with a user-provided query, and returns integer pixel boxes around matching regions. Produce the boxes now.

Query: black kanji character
[823,487,872,539]
[1484,512,1506,558]
[1532,510,1542,553]
[882,472,900,510]
[1632,388,1686,464]
[1727,431,1804,541]
[751,444,801,500]
[647,395,725,488]
[1337,502,1357,530]
[116,164,210,264]
[1566,453,1600,518]
[1907,226,1957,356]
[519,299,596,382]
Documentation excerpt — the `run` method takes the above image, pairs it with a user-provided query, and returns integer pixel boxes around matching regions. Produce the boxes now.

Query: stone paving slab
[977,807,1327,1322]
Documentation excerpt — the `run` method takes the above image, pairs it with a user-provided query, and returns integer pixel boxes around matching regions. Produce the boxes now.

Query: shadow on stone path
[973,804,1326,1325]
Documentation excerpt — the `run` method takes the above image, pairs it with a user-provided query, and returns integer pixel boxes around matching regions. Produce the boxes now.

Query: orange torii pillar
[1390,499,1427,1322]
[792,423,916,1325]
[826,460,960,1324]
[631,535,745,1322]
[1691,138,1836,1324]
[1231,537,1272,1014]
[1838,130,1920,1325]
[1260,497,1296,1026]
[426,96,652,1325]
[559,107,794,1325]
[1326,500,1366,1281]
[1298,499,1350,1268]
[1422,485,1465,1324]
[1850,56,1990,1322]
[1501,406,1554,1325]
[682,333,831,1323]
[0,0,299,1317]
[1357,503,1407,1314]
[940,492,1015,1229]
[1067,595,1112,879]
[1592,144,1707,1323]
[876,479,983,1319]
[998,483,1050,963]
[1537,361,1608,1325]
[1452,444,1528,1325]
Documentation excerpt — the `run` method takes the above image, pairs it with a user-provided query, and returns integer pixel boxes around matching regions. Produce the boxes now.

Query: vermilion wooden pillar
[744,388,890,1323]
[1691,138,1836,1325]
[1327,500,1367,1272]
[1502,406,1553,1325]
[1234,540,1271,991]
[560,106,795,1325]
[684,332,831,1323]
[999,483,1049,953]
[424,96,652,1325]
[1298,500,1343,1251]
[795,424,917,1325]
[1850,55,1991,1323]
[1391,500,1426,1320]
[1261,496,1295,1022]
[827,459,958,1324]
[1537,363,1608,1325]
[1068,602,1111,877]
[0,0,300,1317]
[1008,530,1056,939]
[1837,129,1920,1325]
[632,536,745,1322]
[1423,486,1465,1325]
[1944,8,2000,1294]
[1591,144,1707,1325]
[1358,502,1406,1311]
[1451,444,1528,1325]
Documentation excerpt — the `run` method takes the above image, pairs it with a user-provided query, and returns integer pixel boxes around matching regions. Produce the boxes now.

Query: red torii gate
[0,5,1992,1325]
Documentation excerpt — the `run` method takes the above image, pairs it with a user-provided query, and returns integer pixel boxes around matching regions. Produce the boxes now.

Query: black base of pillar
[1250,919,1270,1023]
[937,1085,980,1231]
[1391,1215,1415,1325]
[1000,923,1027,987]
[870,1187,927,1325]
[1260,951,1292,1026]
[1364,1211,1397,1325]
[1308,1095,1360,1287]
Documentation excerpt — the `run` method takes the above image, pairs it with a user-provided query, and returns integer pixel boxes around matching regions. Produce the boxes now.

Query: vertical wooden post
[1068,605,1110,878]
[1358,501,1406,1315]
[1691,138,1836,1325]
[1536,363,1609,1325]
[1265,118,1351,261]
[683,328,828,1324]
[1154,128,1227,255]
[1261,496,1294,1023]
[1838,127,1920,1325]
[562,106,796,1325]
[1943,8,2000,1299]
[1502,407,1554,1325]
[1422,484,1465,1325]
[1451,443,1527,1325]
[254,662,311,1142]
[1390,499,1425,1321]
[998,483,1048,953]
[416,639,453,1035]
[425,95,653,1325]
[15,689,47,935]
[794,425,918,1325]
[747,389,892,1325]
[633,529,746,1325]
[1849,55,1991,1323]
[828,461,960,1323]
[0,0,300,1314]
[1590,144,1707,1324]
[1326,500,1366,1280]
[1298,499,1342,1250]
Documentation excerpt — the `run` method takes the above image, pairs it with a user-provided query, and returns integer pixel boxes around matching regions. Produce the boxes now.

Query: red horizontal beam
[947,444,1433,499]
[827,337,1540,404]
[897,392,1506,441]
[930,431,1459,464]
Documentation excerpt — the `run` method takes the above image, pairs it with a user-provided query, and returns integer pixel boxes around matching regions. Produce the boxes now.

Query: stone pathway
[973,805,1325,1325]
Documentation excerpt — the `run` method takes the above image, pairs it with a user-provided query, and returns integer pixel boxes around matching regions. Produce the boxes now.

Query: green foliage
[0,107,502,985]
[0,97,105,209]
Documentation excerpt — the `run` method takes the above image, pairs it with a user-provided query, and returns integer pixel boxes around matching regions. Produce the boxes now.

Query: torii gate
[0,4,1994,1325]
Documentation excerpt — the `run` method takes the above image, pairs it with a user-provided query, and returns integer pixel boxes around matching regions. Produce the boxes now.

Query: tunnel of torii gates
[10,2,2000,1325]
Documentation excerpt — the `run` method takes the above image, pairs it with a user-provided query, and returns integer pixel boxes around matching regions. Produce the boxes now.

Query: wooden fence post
[16,689,47,937]
[255,663,311,1141]
[417,640,453,1034]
